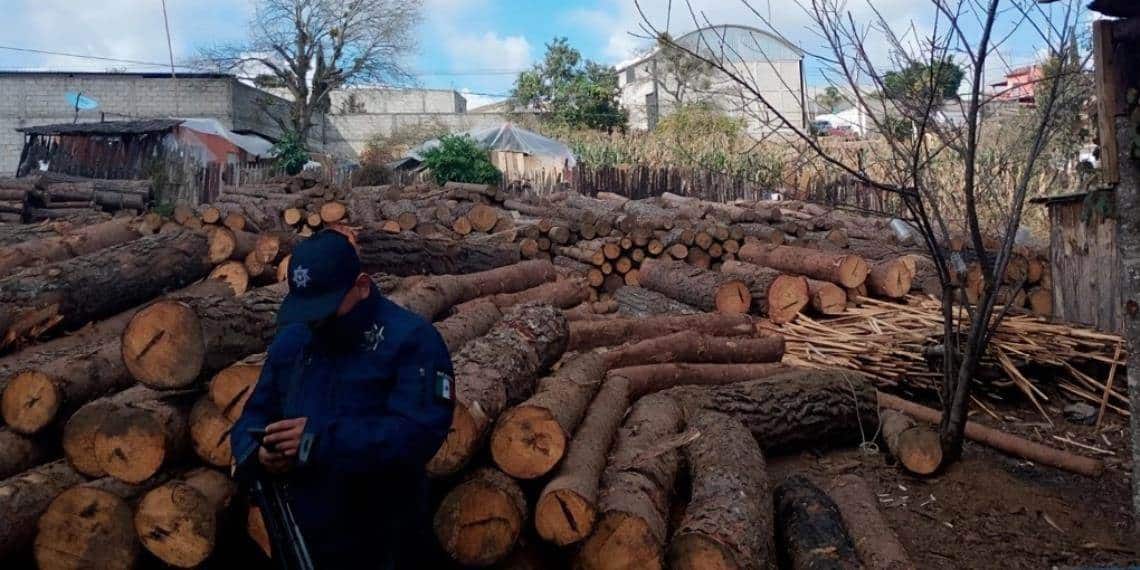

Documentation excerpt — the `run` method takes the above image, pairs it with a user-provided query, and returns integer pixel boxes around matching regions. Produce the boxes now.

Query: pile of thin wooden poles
[770,296,1127,418]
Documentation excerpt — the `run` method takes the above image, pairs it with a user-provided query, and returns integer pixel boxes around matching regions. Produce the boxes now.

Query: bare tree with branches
[201,0,421,140]
[639,0,1088,464]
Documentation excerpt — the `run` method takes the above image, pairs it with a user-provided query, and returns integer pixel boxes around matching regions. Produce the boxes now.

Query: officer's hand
[264,418,308,458]
[258,445,293,474]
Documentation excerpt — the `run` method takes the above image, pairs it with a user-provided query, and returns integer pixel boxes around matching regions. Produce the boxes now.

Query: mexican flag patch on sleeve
[435,371,454,402]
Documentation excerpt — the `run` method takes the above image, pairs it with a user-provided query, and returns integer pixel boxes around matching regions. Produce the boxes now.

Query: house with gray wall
[617,25,808,136]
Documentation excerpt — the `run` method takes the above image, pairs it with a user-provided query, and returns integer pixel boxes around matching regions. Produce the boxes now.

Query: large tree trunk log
[738,244,869,288]
[389,260,557,320]
[62,386,181,478]
[0,428,54,480]
[774,475,862,570]
[122,283,286,390]
[568,313,755,351]
[807,278,848,315]
[535,376,630,546]
[663,369,878,454]
[2,281,233,434]
[134,468,236,568]
[355,228,520,275]
[577,393,684,570]
[490,353,609,480]
[880,409,942,476]
[877,393,1103,476]
[606,332,785,370]
[612,286,700,317]
[94,392,191,484]
[453,278,592,314]
[0,217,143,277]
[426,304,568,478]
[433,467,527,567]
[826,475,915,570]
[615,363,791,399]
[639,258,751,314]
[434,301,503,353]
[719,260,809,324]
[0,460,86,559]
[866,259,913,300]
[669,411,775,570]
[0,230,212,351]
[35,475,167,570]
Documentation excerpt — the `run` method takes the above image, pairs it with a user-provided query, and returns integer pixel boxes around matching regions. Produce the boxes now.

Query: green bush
[273,131,310,175]
[421,135,502,185]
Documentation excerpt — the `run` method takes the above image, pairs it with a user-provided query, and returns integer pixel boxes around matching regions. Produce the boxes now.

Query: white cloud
[444,32,532,72]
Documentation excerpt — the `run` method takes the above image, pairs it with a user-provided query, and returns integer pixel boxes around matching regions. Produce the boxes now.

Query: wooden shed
[1030,188,1121,332]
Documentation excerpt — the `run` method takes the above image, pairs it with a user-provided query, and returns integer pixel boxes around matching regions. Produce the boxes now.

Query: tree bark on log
[453,278,591,314]
[826,474,915,570]
[877,392,1103,476]
[615,363,790,400]
[639,258,752,314]
[0,460,86,559]
[2,281,233,434]
[433,467,527,567]
[355,228,520,276]
[774,475,862,570]
[738,244,869,288]
[122,283,286,390]
[663,369,878,454]
[0,230,212,351]
[134,468,236,568]
[434,301,503,354]
[0,217,142,277]
[426,304,568,478]
[388,260,557,321]
[535,375,630,546]
[719,260,809,324]
[0,428,54,480]
[35,475,167,570]
[613,286,700,317]
[605,332,785,370]
[880,410,942,476]
[567,313,755,351]
[669,411,775,570]
[577,394,684,570]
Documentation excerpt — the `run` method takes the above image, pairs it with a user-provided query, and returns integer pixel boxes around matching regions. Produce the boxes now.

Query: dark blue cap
[278,230,362,325]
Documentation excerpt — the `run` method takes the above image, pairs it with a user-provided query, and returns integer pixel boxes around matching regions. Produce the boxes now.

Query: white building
[616,25,807,136]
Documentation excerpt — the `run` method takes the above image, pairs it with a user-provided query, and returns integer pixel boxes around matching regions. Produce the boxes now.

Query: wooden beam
[1095,19,1121,185]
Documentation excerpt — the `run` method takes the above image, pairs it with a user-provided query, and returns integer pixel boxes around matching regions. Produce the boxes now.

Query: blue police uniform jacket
[231,286,454,566]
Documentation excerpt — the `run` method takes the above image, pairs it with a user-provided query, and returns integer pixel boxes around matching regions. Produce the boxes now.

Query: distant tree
[272,131,310,175]
[815,86,845,112]
[201,0,421,142]
[883,59,965,101]
[511,38,627,130]
[654,33,714,105]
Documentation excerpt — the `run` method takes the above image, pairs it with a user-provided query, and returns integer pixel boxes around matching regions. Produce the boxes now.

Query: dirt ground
[771,400,1139,570]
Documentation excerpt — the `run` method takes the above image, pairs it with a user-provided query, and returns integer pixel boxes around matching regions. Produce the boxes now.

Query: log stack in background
[0,173,1091,570]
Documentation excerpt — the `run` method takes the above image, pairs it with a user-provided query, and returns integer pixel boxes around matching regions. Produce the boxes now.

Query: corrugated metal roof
[18,119,184,135]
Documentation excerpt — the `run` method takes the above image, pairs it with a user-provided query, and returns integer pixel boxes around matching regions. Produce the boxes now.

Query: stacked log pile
[0,174,151,224]
[0,178,1104,569]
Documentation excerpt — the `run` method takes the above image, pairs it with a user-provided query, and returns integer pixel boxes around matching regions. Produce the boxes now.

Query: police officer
[231,229,455,568]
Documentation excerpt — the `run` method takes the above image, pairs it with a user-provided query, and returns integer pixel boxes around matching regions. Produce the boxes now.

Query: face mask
[310,289,373,350]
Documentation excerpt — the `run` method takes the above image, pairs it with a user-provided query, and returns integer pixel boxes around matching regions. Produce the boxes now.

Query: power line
[0,45,194,69]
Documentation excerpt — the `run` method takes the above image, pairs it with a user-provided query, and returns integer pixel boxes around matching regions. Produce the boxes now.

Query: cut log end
[535,488,597,546]
[881,409,942,476]
[433,469,525,567]
[491,405,567,480]
[93,408,174,484]
[209,361,262,422]
[809,280,848,316]
[1,370,60,434]
[35,487,139,570]
[669,535,739,570]
[208,260,250,295]
[426,403,480,477]
[578,512,663,570]
[135,470,233,568]
[768,275,810,324]
[839,255,871,288]
[714,281,753,315]
[122,300,206,390]
[190,398,233,468]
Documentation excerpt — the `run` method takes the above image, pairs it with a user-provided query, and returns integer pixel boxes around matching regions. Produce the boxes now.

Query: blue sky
[0,0,1076,108]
